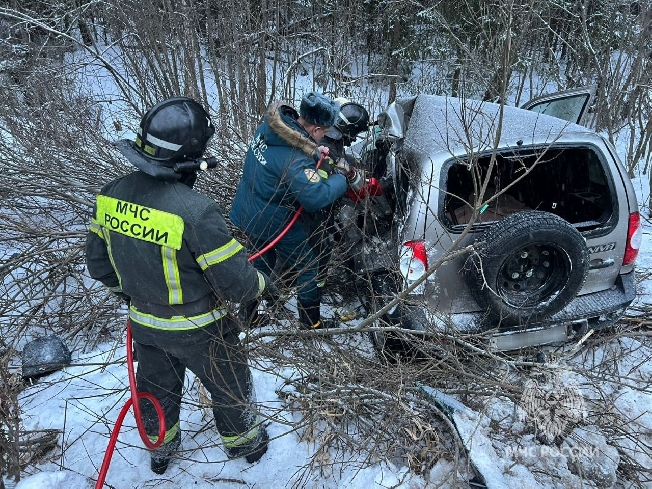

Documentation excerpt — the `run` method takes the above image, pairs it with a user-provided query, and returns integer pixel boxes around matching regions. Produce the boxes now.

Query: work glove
[330,157,355,179]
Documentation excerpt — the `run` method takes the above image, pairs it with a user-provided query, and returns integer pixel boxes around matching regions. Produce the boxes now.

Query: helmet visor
[115,139,181,181]
[324,126,343,140]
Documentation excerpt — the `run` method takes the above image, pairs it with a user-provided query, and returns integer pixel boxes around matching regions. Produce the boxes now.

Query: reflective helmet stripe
[134,136,157,156]
[338,111,351,125]
[137,127,183,151]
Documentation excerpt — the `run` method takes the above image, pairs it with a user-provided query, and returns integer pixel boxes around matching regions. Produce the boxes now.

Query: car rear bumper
[457,271,636,331]
[395,272,636,350]
[471,271,635,349]
[547,270,636,326]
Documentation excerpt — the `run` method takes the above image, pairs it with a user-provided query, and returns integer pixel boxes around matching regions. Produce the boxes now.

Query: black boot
[245,429,269,463]
[298,301,338,329]
[304,317,339,329]
[298,300,320,329]
[224,426,269,463]
[150,432,181,475]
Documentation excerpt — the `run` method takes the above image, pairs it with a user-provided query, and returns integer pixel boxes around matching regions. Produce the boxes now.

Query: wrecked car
[348,89,640,354]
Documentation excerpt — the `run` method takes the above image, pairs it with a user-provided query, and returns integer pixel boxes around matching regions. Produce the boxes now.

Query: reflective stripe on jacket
[86,171,264,330]
[129,304,227,331]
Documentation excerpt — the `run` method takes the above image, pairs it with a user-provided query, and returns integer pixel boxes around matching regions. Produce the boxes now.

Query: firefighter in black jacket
[86,97,270,474]
[310,100,371,291]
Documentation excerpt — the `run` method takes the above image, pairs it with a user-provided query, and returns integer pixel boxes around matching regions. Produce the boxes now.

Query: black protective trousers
[130,317,257,441]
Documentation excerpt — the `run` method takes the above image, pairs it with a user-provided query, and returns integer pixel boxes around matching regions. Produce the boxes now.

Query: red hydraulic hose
[249,152,326,262]
[248,208,303,262]
[95,320,166,489]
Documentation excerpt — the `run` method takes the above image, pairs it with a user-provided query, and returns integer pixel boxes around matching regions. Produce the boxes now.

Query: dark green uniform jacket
[86,171,264,329]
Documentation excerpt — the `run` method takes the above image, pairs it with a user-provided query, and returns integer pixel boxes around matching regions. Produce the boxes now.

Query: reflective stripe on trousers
[221,420,262,448]
[148,421,180,445]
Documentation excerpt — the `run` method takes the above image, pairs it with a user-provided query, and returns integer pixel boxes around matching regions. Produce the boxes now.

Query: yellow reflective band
[148,421,179,444]
[96,195,184,250]
[129,305,226,330]
[317,169,328,179]
[134,136,157,156]
[196,239,243,270]
[257,271,266,297]
[102,227,123,290]
[222,423,260,448]
[90,219,104,239]
[162,247,182,304]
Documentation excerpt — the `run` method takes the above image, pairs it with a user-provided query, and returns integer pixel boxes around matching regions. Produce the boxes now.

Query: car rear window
[440,144,615,233]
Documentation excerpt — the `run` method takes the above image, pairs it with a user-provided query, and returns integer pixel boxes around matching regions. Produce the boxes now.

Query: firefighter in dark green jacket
[86,98,270,474]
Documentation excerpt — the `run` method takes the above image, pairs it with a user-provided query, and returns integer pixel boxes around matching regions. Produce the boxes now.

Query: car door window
[525,93,591,125]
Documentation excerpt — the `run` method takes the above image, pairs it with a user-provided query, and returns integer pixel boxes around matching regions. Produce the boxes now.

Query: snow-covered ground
[3,45,651,487]
[5,162,652,489]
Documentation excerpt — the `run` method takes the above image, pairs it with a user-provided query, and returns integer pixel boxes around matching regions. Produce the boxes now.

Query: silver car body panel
[388,94,637,316]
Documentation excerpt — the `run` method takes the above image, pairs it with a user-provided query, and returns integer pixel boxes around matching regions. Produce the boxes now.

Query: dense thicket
[1,2,651,486]
[1,0,650,400]
[1,1,650,153]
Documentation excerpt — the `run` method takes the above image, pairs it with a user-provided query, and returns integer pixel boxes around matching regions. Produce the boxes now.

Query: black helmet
[325,100,370,142]
[22,336,72,378]
[116,97,215,180]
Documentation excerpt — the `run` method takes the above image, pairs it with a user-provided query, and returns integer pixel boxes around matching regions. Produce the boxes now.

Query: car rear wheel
[466,211,589,327]
[369,318,412,363]
[367,273,415,363]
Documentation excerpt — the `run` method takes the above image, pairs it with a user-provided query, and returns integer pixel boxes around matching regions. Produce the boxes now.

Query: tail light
[400,240,428,284]
[623,211,641,266]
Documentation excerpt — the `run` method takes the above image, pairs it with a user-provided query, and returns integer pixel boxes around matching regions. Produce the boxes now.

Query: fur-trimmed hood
[229,102,348,240]
[265,102,318,157]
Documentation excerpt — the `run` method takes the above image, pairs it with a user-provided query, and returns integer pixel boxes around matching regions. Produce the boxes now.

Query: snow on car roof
[401,94,593,159]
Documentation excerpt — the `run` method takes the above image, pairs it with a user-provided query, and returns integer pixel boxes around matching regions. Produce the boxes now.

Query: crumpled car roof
[400,94,595,159]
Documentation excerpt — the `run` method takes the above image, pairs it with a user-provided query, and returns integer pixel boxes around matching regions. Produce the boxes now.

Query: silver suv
[352,89,641,353]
